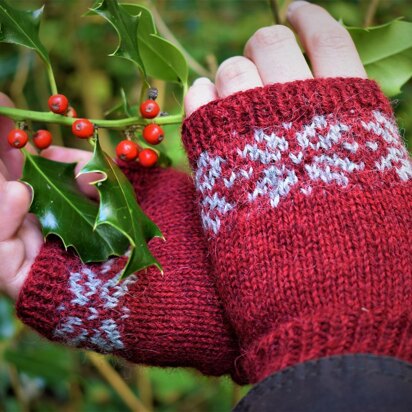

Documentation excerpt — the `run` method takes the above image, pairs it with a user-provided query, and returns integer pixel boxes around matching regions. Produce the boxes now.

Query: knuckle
[249,25,295,49]
[310,26,352,53]
[216,56,254,82]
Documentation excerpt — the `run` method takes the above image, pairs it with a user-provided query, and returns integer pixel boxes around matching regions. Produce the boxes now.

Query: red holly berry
[33,130,53,150]
[142,124,164,145]
[140,100,160,119]
[66,106,77,118]
[72,118,94,138]
[139,148,158,167]
[7,129,28,149]
[48,94,69,114]
[116,140,139,161]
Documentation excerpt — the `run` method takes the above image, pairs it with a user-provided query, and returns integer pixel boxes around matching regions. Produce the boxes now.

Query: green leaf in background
[80,138,163,279]
[0,298,15,340]
[123,4,188,85]
[88,0,145,78]
[0,0,49,65]
[4,335,76,384]
[21,151,129,262]
[348,20,412,96]
[0,0,57,93]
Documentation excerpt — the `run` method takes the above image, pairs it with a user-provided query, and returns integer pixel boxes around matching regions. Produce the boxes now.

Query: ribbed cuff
[236,307,412,383]
[182,78,392,164]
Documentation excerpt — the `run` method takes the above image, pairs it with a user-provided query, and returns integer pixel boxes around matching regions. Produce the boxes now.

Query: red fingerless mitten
[16,164,238,378]
[182,78,412,383]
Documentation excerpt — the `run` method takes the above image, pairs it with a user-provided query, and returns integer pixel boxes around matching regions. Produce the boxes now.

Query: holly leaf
[88,0,146,77]
[21,151,129,262]
[80,139,163,279]
[123,4,188,85]
[0,0,50,66]
[348,20,412,96]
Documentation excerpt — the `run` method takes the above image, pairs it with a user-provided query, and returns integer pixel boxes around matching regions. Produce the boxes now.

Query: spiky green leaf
[88,0,145,77]
[123,4,188,85]
[0,0,50,65]
[21,151,129,262]
[80,139,163,279]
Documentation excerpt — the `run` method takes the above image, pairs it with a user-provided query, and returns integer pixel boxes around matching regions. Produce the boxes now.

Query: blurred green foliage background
[1,1,411,411]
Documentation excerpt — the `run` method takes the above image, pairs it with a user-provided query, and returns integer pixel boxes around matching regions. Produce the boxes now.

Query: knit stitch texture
[182,77,412,383]
[16,163,238,378]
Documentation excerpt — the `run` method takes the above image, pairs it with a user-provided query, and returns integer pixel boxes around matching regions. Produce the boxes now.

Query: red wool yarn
[16,163,239,380]
[15,78,412,385]
[182,77,412,383]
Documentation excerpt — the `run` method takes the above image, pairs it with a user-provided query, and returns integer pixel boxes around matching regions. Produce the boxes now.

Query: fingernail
[288,1,309,16]
[192,77,213,86]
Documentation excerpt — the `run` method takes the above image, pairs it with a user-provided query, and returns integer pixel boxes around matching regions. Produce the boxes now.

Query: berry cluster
[8,128,53,151]
[115,91,164,168]
[7,92,163,168]
[7,94,86,151]
[48,94,95,140]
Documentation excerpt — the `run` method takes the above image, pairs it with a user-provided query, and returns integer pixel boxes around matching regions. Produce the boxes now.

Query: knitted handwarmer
[16,163,238,378]
[182,77,412,383]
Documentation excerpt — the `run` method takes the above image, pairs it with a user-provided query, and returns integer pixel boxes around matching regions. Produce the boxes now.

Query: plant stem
[268,0,280,24]
[87,352,149,412]
[0,106,183,129]
[135,367,153,412]
[46,62,58,95]
[279,0,293,24]
[364,0,380,27]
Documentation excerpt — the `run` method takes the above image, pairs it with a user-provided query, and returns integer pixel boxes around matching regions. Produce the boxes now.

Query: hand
[0,93,95,300]
[182,1,412,384]
[185,0,366,116]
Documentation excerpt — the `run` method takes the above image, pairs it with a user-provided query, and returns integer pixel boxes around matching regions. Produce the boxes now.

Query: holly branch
[0,0,188,279]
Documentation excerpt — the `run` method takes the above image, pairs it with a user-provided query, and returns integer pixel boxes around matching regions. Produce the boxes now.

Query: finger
[0,93,25,180]
[244,25,312,84]
[41,145,93,169]
[0,216,43,300]
[184,78,218,117]
[0,181,32,242]
[41,146,98,199]
[20,215,43,261]
[287,1,367,78]
[215,56,263,98]
[0,159,8,180]
[0,237,26,300]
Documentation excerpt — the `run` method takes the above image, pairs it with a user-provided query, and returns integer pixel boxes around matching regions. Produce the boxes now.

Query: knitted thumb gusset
[182,77,412,384]
[16,163,239,379]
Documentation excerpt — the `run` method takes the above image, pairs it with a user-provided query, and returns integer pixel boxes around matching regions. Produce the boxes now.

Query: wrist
[182,77,392,163]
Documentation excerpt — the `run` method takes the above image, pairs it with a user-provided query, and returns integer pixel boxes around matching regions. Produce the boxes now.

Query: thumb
[0,93,24,180]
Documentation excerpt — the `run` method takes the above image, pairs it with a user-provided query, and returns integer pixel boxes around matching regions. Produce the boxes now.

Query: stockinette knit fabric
[16,162,239,378]
[182,77,412,383]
